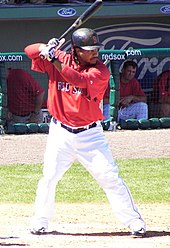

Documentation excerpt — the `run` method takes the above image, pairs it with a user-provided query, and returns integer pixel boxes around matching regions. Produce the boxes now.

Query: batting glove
[39,44,57,62]
[47,38,60,47]
[47,46,56,62]
[48,37,66,49]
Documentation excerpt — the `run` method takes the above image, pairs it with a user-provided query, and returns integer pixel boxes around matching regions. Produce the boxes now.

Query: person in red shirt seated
[152,70,170,117]
[118,60,148,122]
[6,68,45,124]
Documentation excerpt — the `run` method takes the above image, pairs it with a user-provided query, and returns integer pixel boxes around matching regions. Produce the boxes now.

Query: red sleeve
[25,43,51,73]
[25,44,110,101]
[157,71,170,97]
[61,62,110,101]
[24,43,42,59]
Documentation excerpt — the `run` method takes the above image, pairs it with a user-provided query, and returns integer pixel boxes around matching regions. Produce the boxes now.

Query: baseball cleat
[131,228,146,237]
[30,227,47,235]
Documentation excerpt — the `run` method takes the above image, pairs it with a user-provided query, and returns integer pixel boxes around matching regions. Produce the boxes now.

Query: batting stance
[25,28,146,237]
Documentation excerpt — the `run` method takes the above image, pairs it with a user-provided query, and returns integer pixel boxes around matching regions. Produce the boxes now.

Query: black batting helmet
[71,28,102,50]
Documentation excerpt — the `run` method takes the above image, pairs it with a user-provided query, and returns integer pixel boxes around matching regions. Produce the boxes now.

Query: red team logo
[92,35,97,44]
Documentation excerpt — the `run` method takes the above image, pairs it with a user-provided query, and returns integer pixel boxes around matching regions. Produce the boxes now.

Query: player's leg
[76,122,146,235]
[118,102,148,121]
[8,114,30,124]
[103,103,110,120]
[135,102,148,119]
[31,119,76,234]
[118,105,136,121]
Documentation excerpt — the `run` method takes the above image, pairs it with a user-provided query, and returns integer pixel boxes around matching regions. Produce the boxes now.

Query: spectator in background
[118,60,148,122]
[152,70,170,117]
[6,68,45,124]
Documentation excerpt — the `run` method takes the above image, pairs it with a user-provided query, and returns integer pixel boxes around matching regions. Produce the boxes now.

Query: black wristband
[51,57,58,63]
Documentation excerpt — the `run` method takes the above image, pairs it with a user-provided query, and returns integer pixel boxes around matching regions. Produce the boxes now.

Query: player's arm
[30,91,45,123]
[26,42,110,99]
[119,95,146,107]
[120,95,147,107]
[159,95,170,104]
[25,43,45,59]
[119,79,147,107]
[34,91,45,113]
[131,95,147,103]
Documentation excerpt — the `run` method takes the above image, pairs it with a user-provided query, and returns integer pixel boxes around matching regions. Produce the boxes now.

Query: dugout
[0,1,170,96]
[100,48,170,130]
[1,1,170,132]
[0,48,170,134]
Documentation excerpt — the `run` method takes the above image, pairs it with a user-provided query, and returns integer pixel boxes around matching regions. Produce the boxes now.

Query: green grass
[0,158,169,204]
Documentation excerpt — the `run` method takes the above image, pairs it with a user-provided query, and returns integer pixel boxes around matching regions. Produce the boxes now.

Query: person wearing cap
[25,28,146,237]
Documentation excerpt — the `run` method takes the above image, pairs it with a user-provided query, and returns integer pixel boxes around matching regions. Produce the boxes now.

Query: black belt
[53,118,97,134]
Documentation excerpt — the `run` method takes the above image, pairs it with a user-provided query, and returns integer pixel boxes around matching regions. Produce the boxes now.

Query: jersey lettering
[57,81,83,95]
[72,87,83,94]
[57,81,65,90]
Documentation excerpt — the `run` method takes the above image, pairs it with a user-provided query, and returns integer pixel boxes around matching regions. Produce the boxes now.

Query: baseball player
[118,60,148,122]
[24,28,146,237]
[152,70,170,117]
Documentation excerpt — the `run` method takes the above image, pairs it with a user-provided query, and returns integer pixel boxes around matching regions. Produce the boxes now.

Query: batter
[24,28,146,237]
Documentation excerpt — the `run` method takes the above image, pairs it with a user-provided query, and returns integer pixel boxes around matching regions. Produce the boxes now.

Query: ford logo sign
[57,8,76,17]
[160,5,170,14]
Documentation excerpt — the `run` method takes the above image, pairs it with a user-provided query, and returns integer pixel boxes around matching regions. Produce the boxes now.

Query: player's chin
[89,57,98,64]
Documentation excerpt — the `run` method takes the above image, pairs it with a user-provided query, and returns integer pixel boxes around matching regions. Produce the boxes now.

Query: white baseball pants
[32,119,145,230]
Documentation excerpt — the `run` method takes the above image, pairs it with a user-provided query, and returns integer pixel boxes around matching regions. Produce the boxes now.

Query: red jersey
[25,44,110,127]
[155,70,170,97]
[120,77,146,98]
[7,68,44,115]
[152,70,170,103]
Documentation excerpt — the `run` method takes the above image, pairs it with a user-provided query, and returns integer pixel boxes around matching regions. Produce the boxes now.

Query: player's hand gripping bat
[40,0,103,59]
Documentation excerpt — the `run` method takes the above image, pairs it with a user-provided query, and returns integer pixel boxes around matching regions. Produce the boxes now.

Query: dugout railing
[0,48,170,134]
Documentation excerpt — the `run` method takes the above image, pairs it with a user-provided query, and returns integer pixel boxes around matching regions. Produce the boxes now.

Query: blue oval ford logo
[160,5,170,14]
[57,8,76,17]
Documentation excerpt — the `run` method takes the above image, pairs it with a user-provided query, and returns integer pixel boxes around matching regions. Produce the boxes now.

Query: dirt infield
[0,203,170,248]
[0,129,170,247]
[0,128,170,165]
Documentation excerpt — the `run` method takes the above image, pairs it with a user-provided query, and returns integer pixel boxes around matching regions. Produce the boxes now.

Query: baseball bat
[59,0,103,41]
[40,0,103,59]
